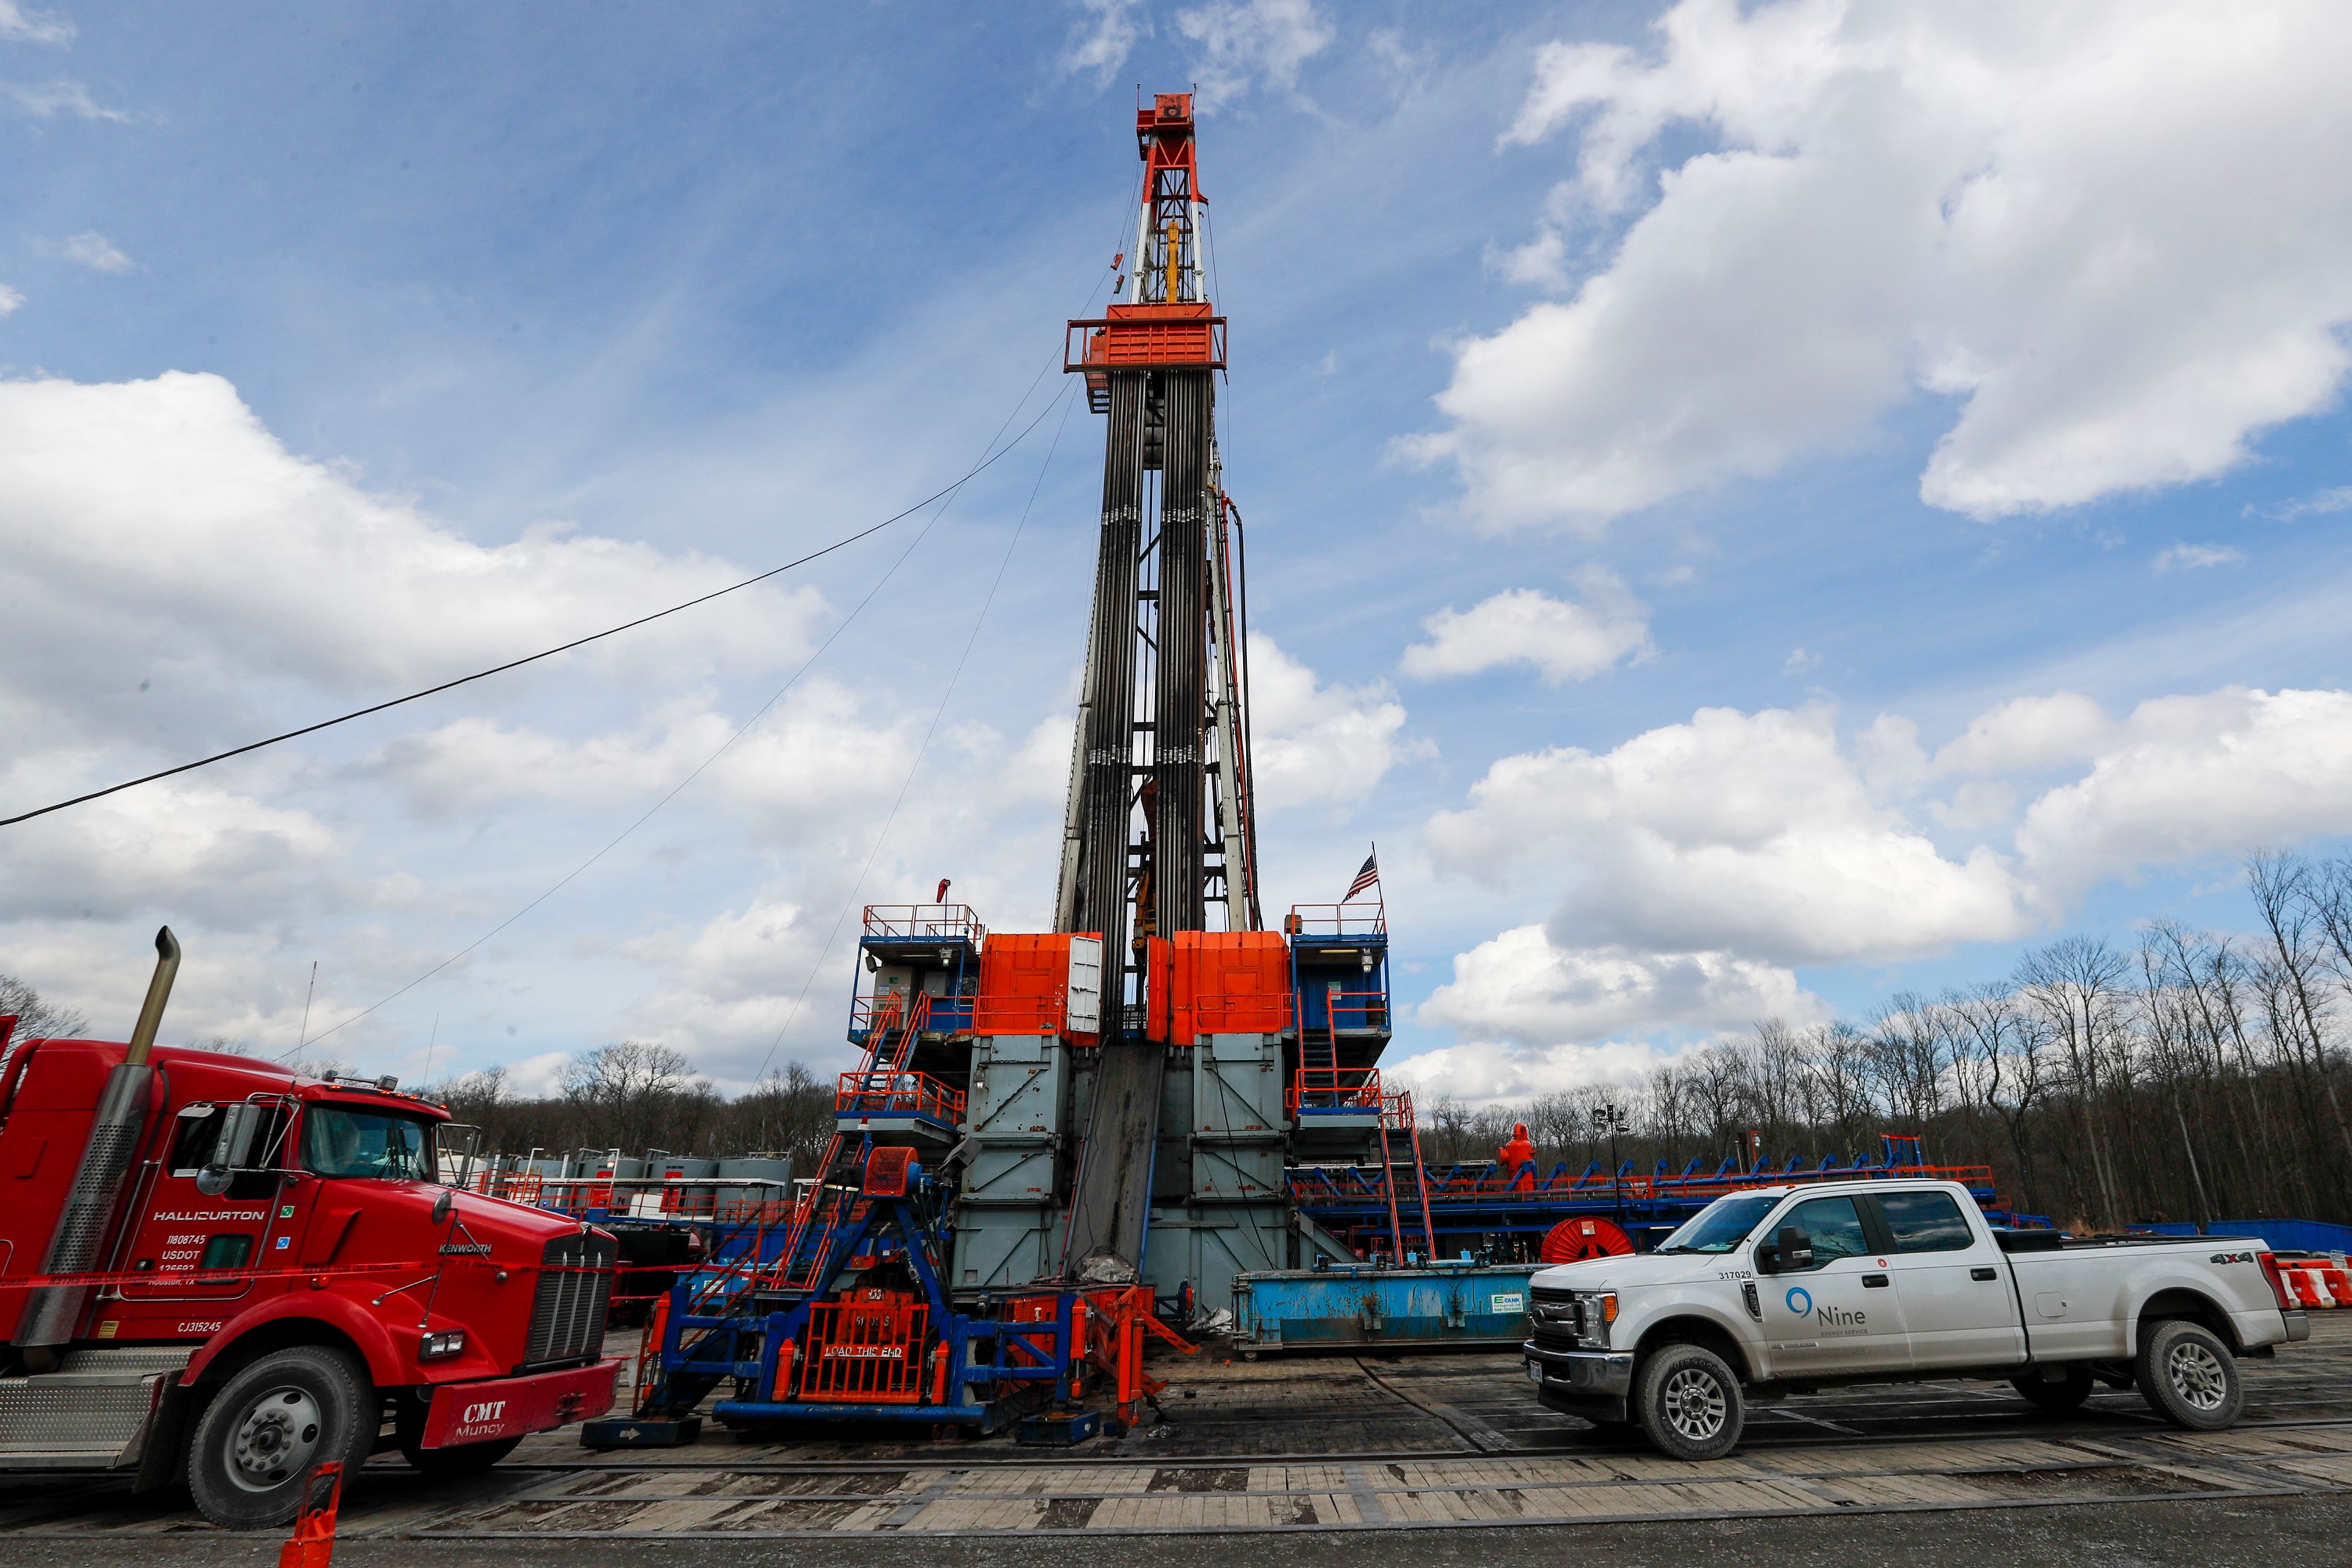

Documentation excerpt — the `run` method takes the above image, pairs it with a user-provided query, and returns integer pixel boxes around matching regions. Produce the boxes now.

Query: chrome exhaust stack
[13,927,180,1360]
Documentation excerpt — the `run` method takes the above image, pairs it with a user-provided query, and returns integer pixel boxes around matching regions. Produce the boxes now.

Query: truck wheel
[1634,1344,1744,1461]
[2010,1366,2093,1411]
[2135,1320,2242,1430]
[187,1346,376,1530]
[402,1434,524,1476]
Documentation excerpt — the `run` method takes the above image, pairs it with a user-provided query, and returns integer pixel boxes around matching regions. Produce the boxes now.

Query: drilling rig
[609,94,1412,1442]
[1053,91,1262,1286]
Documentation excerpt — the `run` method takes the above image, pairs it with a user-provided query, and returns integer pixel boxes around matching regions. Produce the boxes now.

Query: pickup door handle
[1971,1267,1999,1281]
[1862,1274,1890,1288]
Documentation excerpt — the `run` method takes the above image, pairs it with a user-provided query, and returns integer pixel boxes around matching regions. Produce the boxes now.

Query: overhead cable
[0,397,1066,832]
[292,383,1079,1060]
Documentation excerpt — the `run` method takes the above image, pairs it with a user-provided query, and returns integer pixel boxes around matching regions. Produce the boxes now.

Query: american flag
[1344,847,1380,902]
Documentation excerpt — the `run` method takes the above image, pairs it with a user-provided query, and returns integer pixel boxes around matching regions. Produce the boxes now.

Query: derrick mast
[1052,92,1261,1281]
[1057,91,1255,984]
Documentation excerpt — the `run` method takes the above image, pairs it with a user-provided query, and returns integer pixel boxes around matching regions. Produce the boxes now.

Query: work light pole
[1593,1102,1632,1227]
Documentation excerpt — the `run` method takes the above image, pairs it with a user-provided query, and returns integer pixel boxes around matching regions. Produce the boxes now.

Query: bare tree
[2016,937,2129,1230]
[2133,937,2214,1223]
[562,1041,707,1156]
[2249,852,2352,1172]
[1799,1021,1874,1158]
[0,973,88,1042]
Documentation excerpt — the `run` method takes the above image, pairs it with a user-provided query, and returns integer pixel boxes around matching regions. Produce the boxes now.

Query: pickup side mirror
[195,1101,266,1197]
[1756,1243,1780,1275]
[1777,1224,1815,1270]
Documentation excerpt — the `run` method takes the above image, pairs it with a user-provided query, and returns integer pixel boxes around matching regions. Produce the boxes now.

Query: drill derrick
[1052,92,1253,1281]
[1057,91,1247,973]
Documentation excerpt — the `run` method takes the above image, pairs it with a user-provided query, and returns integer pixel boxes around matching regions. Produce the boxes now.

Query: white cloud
[1401,566,1650,685]
[1060,0,1147,80]
[0,283,21,316]
[1245,632,1414,809]
[1419,924,1821,1046]
[1385,1039,1663,1106]
[0,368,1101,1085]
[0,372,825,760]
[2017,687,2352,893]
[56,230,132,274]
[500,1050,570,1099]
[1416,678,2352,1058]
[1174,0,1333,109]
[1492,227,1567,290]
[3,80,127,121]
[1782,647,1819,675]
[0,771,343,925]
[1411,1,2352,529]
[1426,703,2033,965]
[0,2,71,44]
[613,896,831,1080]
[1928,778,2015,832]
[1932,692,2116,776]
[2268,485,2352,519]
[2154,541,2245,573]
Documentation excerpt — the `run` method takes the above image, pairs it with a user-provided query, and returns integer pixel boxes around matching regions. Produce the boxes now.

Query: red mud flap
[421,1358,622,1449]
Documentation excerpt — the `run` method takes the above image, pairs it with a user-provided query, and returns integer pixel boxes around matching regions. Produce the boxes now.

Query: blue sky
[4,1,2351,1105]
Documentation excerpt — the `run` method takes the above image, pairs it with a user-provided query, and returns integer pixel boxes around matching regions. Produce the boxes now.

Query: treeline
[1416,852,2352,1232]
[420,1044,837,1174]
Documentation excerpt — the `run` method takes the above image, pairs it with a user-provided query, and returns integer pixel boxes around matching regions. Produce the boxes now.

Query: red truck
[0,930,621,1528]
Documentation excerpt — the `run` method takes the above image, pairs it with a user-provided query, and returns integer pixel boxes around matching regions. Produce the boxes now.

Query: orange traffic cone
[277,1461,342,1568]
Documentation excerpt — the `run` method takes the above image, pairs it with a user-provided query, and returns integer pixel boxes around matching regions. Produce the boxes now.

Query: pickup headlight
[1582,1291,1619,1347]
[419,1329,467,1359]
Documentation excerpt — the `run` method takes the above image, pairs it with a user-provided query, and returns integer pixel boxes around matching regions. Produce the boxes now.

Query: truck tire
[189,1344,376,1523]
[2010,1366,2093,1411]
[1633,1344,1744,1461]
[2135,1319,2242,1431]
[401,1434,524,1476]
[187,1345,377,1530]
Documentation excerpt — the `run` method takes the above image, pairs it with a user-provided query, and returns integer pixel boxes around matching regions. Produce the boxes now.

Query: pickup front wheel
[1633,1344,1744,1461]
[2136,1320,2242,1430]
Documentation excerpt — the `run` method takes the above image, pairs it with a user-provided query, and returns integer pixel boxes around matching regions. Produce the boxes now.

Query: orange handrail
[835,1069,967,1125]
[1289,1066,1382,1114]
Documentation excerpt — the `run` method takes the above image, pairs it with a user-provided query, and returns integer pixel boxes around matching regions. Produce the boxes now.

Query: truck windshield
[1654,1194,1779,1254]
[301,1105,437,1181]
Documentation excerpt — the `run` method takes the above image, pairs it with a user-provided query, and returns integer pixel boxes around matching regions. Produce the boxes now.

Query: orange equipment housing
[975,932,1097,1038]
[1167,931,1291,1044]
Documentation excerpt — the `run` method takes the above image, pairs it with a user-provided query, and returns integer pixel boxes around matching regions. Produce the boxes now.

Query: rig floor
[2,1314,2348,1564]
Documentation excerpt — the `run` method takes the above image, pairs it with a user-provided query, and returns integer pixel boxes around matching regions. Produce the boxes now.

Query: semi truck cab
[0,933,620,1528]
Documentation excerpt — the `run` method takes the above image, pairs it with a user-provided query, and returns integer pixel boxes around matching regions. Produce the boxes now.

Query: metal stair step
[0,1356,182,1463]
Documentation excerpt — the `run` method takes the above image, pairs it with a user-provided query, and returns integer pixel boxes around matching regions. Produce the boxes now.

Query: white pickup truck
[1523,1178,2310,1460]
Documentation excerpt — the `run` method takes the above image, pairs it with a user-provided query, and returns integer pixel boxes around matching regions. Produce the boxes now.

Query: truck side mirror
[1756,1243,1780,1275]
[1777,1224,1815,1270]
[195,1102,265,1196]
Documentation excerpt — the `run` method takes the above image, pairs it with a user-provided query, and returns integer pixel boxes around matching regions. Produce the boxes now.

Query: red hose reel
[1539,1216,1635,1264]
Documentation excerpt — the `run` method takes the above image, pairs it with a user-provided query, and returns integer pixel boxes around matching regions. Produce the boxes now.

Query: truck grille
[1528,1284,1584,1350]
[526,1232,615,1366]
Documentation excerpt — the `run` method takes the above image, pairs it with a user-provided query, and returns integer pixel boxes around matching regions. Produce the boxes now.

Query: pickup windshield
[301,1104,437,1181]
[1654,1194,1779,1254]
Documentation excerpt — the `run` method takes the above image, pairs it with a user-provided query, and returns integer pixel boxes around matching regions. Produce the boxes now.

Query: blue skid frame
[640,1164,1093,1433]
